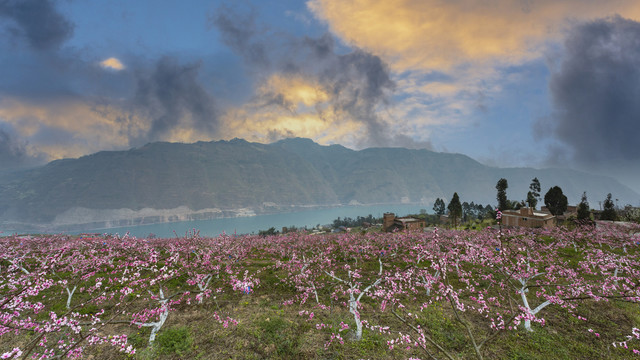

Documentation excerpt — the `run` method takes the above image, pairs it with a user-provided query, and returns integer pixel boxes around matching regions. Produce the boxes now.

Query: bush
[624,208,640,223]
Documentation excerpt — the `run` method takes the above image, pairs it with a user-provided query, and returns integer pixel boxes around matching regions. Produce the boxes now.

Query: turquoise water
[53,204,429,238]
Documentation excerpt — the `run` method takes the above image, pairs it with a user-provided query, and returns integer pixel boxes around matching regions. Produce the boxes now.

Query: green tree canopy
[526,192,538,209]
[448,192,462,227]
[544,186,568,216]
[433,198,446,216]
[577,191,590,221]
[527,177,541,209]
[601,193,617,221]
[496,178,509,211]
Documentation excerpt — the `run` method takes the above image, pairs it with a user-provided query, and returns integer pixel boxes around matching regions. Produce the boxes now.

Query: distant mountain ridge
[0,138,637,231]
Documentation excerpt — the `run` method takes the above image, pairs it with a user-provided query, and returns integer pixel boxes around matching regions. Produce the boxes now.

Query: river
[15,204,430,238]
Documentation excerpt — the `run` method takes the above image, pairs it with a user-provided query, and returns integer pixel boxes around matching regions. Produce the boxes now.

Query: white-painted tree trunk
[65,285,77,309]
[349,291,363,340]
[197,275,212,304]
[519,282,551,332]
[517,262,550,332]
[325,258,383,341]
[135,288,171,345]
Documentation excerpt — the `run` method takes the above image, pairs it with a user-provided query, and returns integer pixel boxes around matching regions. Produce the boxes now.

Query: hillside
[2,226,639,358]
[0,138,637,230]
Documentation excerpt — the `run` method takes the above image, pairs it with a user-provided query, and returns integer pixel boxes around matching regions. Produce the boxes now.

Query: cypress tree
[448,192,462,228]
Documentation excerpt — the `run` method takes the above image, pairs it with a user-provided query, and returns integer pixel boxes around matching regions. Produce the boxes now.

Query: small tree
[496,178,509,211]
[462,201,474,223]
[623,207,640,223]
[511,200,524,210]
[447,192,462,227]
[577,192,590,221]
[544,186,568,216]
[526,177,541,209]
[601,193,617,221]
[433,198,446,216]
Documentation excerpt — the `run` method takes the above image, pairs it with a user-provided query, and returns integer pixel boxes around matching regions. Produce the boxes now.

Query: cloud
[0,0,73,51]
[0,96,148,161]
[211,7,412,149]
[0,121,52,168]
[542,16,640,166]
[307,0,640,72]
[306,0,640,149]
[100,57,125,71]
[0,36,222,165]
[209,6,270,68]
[130,56,220,142]
[0,127,30,168]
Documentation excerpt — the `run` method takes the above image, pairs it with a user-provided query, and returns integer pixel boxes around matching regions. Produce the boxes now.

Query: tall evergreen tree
[526,192,537,209]
[601,193,617,221]
[544,186,568,216]
[530,178,541,197]
[526,177,541,209]
[577,191,590,221]
[462,201,471,222]
[496,178,509,211]
[447,192,462,228]
[432,198,446,216]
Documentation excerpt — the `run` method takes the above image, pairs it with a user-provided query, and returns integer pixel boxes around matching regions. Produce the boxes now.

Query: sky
[0,0,639,194]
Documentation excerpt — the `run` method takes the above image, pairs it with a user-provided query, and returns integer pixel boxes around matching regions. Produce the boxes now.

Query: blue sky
[0,0,639,194]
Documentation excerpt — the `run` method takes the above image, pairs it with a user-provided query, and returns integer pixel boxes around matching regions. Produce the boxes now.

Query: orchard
[1,223,639,359]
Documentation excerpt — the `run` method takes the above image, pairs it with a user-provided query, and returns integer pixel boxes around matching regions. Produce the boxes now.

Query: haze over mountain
[0,138,637,231]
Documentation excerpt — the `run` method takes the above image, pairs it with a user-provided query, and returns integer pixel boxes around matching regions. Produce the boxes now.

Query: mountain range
[1,138,637,231]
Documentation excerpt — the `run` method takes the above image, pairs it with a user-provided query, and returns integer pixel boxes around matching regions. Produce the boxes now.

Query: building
[383,213,426,232]
[541,205,577,222]
[501,207,555,228]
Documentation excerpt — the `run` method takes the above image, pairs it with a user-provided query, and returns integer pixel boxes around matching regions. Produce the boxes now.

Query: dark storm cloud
[209,6,270,68]
[543,16,640,164]
[132,57,219,141]
[0,127,46,168]
[0,128,28,167]
[0,0,73,51]
[320,48,396,147]
[0,0,130,102]
[0,0,85,99]
[0,3,220,156]
[210,7,403,148]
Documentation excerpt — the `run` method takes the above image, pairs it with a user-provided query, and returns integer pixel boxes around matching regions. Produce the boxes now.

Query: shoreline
[0,202,429,234]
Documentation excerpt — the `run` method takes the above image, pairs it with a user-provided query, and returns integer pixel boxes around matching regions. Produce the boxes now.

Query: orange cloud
[308,0,640,72]
[99,57,125,70]
[219,74,369,146]
[307,0,640,140]
[261,74,330,109]
[0,97,147,160]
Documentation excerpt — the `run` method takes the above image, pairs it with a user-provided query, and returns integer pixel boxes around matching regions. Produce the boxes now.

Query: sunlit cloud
[260,74,330,109]
[99,57,125,71]
[0,97,147,161]
[308,0,640,72]
[307,0,640,153]
[220,73,361,145]
[218,72,436,150]
[163,125,220,144]
[220,106,357,145]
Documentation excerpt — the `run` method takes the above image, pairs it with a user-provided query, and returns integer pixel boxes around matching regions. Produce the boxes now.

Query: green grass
[155,326,193,356]
[9,274,640,360]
